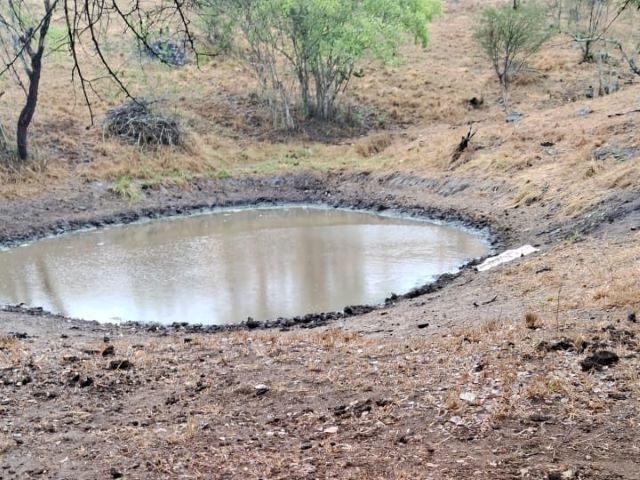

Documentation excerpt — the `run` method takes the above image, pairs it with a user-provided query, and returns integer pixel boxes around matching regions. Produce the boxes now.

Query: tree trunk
[15,0,53,161]
[582,40,593,63]
[17,56,43,161]
[498,73,510,113]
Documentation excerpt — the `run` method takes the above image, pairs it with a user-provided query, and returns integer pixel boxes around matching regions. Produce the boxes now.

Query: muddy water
[0,207,489,325]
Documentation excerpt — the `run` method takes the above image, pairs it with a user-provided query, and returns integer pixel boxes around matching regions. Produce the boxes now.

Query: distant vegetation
[2,0,640,166]
[200,0,442,129]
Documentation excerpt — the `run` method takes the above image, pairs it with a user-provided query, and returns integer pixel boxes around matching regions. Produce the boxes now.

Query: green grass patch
[110,176,141,202]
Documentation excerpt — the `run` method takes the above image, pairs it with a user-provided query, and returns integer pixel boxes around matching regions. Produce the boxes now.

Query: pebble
[254,384,269,396]
[449,416,464,426]
[459,391,476,402]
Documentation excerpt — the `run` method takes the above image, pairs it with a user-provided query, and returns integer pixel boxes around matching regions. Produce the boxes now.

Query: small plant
[216,169,232,179]
[474,3,550,112]
[110,176,141,202]
[567,231,583,243]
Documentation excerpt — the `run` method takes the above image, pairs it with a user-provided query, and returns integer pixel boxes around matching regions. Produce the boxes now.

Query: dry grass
[0,0,637,220]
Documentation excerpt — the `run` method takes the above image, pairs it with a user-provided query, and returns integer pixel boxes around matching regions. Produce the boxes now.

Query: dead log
[451,126,477,163]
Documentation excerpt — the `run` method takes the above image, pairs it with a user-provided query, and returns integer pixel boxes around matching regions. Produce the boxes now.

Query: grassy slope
[0,1,637,208]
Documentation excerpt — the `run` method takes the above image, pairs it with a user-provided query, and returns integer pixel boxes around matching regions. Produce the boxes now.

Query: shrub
[474,3,550,113]
[200,0,442,129]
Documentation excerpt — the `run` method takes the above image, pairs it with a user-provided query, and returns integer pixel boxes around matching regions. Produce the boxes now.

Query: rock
[245,317,261,329]
[585,85,594,99]
[628,310,637,323]
[537,338,588,353]
[529,413,553,423]
[79,377,94,388]
[101,345,115,357]
[459,391,476,402]
[548,473,562,480]
[549,339,575,351]
[505,112,523,124]
[580,350,619,371]
[110,467,123,478]
[608,392,627,400]
[254,384,269,396]
[344,305,375,315]
[449,416,464,426]
[146,39,187,67]
[108,359,133,370]
[323,426,339,434]
[576,106,592,117]
[9,332,29,340]
[468,96,484,109]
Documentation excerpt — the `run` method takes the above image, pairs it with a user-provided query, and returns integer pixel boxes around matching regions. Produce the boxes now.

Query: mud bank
[1,171,638,333]
[0,172,506,248]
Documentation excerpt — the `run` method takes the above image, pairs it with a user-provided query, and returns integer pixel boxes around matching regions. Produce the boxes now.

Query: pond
[0,206,489,325]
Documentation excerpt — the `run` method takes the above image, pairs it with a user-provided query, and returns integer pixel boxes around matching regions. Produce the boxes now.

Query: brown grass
[0,0,638,220]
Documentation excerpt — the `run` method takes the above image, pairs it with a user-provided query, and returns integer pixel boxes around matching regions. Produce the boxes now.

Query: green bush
[201,0,442,129]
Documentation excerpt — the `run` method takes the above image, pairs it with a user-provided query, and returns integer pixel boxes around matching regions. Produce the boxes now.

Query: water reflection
[0,207,489,325]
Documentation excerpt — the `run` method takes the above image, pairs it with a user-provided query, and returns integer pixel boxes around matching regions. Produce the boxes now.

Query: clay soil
[1,0,640,478]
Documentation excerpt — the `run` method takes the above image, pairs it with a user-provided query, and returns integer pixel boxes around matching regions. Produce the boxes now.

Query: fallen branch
[607,109,640,118]
[103,99,183,148]
[451,126,477,163]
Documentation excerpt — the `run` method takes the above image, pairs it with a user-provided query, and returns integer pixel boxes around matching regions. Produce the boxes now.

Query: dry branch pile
[103,99,182,148]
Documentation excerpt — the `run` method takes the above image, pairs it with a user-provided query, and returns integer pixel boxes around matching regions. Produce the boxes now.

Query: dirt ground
[1,0,640,478]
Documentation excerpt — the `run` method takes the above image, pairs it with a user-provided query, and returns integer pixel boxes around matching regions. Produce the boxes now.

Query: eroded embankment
[0,171,638,334]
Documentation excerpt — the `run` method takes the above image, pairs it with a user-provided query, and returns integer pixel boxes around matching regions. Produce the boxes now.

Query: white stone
[477,245,539,272]
[459,391,476,402]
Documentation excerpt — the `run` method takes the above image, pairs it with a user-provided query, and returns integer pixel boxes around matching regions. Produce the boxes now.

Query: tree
[601,1,640,77]
[0,1,198,162]
[0,0,56,161]
[565,0,638,63]
[201,0,442,129]
[474,3,549,113]
[567,0,613,62]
